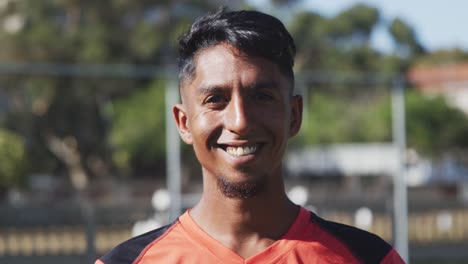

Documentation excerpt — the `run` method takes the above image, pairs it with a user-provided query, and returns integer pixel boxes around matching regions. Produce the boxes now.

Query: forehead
[180,44,291,96]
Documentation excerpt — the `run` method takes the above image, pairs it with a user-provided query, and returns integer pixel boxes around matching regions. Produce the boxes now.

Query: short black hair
[178,9,296,85]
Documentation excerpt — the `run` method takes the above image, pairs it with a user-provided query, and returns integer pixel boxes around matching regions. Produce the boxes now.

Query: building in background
[285,143,468,188]
[285,143,430,187]
[408,63,468,115]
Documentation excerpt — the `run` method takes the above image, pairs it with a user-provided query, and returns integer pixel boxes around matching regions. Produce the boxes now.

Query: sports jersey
[96,207,404,263]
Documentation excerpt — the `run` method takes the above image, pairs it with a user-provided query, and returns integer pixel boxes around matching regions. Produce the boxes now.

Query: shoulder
[309,212,394,263]
[98,222,175,264]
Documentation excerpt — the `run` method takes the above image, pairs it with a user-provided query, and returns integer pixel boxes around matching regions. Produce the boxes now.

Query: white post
[391,76,409,262]
[165,77,182,221]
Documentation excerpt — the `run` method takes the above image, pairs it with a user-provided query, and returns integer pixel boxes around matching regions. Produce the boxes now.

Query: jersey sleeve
[380,248,406,264]
[95,223,174,264]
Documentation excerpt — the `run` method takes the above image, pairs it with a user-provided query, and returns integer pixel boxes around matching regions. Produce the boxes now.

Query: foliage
[0,129,26,188]
[0,0,220,190]
[108,80,167,176]
[327,3,379,45]
[297,91,391,146]
[389,17,425,58]
[405,91,468,155]
[289,4,383,73]
[295,89,468,158]
[415,48,468,65]
[270,0,300,6]
[289,3,427,76]
[0,0,466,191]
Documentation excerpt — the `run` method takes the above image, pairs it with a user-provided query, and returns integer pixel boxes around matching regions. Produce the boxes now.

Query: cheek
[260,104,290,128]
[190,112,221,146]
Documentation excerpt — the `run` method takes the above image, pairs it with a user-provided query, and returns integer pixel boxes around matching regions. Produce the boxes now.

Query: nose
[223,95,253,135]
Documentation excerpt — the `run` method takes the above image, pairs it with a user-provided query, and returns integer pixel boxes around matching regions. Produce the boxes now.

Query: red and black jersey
[96,207,404,264]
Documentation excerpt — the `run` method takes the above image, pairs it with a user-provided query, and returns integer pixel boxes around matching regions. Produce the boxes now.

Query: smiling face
[174,43,302,199]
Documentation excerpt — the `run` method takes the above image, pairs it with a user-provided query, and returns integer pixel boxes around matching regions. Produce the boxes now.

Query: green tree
[415,48,468,65]
[389,17,425,58]
[288,10,328,71]
[326,3,379,47]
[0,129,26,189]
[288,3,388,79]
[288,3,425,75]
[296,88,468,158]
[0,0,223,191]
[298,92,390,146]
[405,91,468,155]
[108,80,167,176]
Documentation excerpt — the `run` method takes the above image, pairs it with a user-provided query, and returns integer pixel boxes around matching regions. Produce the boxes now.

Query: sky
[249,0,468,53]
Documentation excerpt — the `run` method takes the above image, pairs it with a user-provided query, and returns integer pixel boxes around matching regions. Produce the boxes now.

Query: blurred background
[1,0,467,263]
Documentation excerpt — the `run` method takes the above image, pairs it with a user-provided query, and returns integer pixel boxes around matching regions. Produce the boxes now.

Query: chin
[217,174,266,199]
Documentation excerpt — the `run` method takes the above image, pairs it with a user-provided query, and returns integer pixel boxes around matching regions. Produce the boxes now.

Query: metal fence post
[165,76,182,221]
[391,76,409,262]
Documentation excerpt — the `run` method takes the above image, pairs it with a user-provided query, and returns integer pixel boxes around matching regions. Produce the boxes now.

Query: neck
[189,173,299,258]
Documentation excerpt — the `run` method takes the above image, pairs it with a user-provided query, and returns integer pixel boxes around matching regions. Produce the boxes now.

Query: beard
[217,174,266,199]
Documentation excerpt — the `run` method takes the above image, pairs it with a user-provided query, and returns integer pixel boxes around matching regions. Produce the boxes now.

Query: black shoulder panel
[99,222,175,264]
[310,212,392,264]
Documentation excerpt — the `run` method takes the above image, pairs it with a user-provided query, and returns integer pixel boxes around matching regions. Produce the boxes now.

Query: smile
[224,144,259,156]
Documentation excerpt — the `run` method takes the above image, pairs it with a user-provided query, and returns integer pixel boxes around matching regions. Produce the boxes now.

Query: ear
[173,104,193,144]
[289,95,303,137]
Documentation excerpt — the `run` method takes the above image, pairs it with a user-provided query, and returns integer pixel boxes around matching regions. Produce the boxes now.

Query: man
[97,9,405,264]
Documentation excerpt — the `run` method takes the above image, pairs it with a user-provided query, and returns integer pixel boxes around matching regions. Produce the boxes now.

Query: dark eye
[204,94,227,105]
[253,92,274,102]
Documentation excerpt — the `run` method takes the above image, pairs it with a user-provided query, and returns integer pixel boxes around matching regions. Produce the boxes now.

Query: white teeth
[226,145,258,156]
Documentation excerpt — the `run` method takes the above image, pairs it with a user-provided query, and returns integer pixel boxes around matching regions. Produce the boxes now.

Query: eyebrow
[245,80,279,90]
[196,80,279,96]
[195,85,226,97]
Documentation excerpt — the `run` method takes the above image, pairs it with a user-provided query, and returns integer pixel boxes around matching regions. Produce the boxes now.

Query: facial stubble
[217,171,266,199]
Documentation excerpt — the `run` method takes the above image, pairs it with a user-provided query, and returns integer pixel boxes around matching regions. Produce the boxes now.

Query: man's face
[174,43,302,198]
